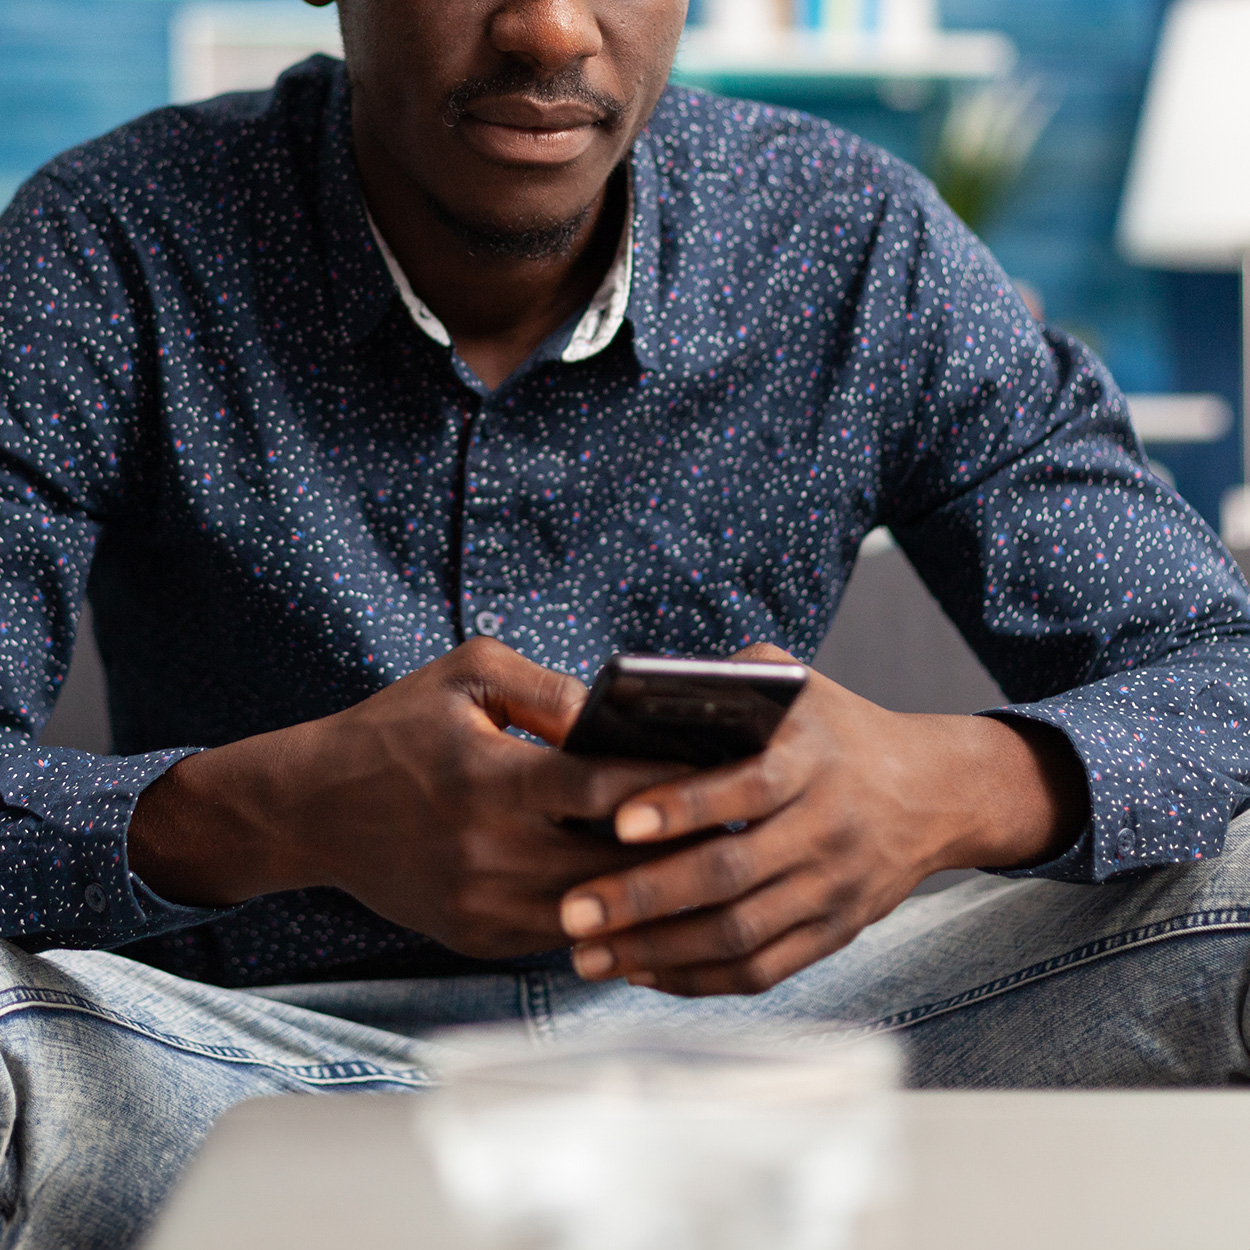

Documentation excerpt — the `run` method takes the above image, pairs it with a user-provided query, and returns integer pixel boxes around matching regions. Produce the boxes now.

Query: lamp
[1118,0,1250,545]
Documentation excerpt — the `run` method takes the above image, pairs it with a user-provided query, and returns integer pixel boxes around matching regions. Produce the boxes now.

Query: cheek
[340,0,471,116]
[653,1,691,52]
[608,2,687,86]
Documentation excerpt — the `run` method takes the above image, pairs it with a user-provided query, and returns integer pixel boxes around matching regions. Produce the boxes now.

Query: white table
[145,1087,1250,1250]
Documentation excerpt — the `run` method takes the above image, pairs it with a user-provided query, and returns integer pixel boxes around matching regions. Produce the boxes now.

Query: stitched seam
[852,908,1250,1037]
[521,970,556,1041]
[0,987,431,1088]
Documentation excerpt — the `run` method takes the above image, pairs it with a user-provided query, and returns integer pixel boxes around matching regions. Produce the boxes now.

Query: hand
[130,638,684,959]
[557,643,1089,997]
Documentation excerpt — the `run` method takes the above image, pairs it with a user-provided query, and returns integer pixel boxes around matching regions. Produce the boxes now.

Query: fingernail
[627,972,658,988]
[561,895,607,938]
[616,804,664,842]
[573,944,616,980]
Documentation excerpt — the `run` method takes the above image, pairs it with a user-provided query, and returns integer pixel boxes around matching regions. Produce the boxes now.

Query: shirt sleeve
[0,170,231,948]
[865,172,1250,883]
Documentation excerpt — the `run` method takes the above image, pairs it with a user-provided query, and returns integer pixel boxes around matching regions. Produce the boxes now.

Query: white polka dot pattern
[0,57,1246,986]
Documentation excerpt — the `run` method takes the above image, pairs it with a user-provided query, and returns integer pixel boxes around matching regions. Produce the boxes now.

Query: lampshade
[1118,0,1250,270]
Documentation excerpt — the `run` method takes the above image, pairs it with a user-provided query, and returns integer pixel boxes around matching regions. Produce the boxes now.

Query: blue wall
[945,0,1241,527]
[0,1,174,207]
[0,0,1241,525]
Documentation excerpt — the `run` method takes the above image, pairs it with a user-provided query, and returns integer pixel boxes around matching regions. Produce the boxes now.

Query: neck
[353,122,627,390]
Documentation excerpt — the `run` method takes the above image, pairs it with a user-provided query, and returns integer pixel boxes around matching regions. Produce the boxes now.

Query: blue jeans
[4,815,1250,1249]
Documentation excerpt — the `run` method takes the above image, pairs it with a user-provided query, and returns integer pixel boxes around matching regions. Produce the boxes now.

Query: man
[0,0,1249,1243]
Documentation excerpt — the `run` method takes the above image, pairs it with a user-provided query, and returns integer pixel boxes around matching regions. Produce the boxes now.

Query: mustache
[444,65,626,127]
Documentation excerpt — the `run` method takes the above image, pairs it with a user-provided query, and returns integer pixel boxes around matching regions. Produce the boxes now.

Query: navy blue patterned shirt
[1,57,1249,987]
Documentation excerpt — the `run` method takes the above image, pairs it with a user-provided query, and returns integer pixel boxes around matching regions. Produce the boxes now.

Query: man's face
[331,0,688,254]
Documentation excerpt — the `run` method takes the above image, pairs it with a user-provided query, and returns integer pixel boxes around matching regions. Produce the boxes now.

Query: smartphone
[564,654,808,769]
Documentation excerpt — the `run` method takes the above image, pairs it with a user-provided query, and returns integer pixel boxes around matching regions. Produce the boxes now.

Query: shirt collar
[369,175,638,367]
[562,175,634,363]
[366,214,452,348]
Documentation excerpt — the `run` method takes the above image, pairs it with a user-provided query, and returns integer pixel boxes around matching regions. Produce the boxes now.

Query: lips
[458,96,606,166]
[467,96,605,130]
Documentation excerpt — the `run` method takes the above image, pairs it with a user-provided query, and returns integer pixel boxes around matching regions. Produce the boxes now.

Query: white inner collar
[366,177,634,366]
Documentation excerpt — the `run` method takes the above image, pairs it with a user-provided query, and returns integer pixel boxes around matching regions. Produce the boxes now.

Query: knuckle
[550,761,610,820]
[813,869,850,913]
[681,783,714,832]
[546,670,589,719]
[577,768,619,819]
[702,836,755,898]
[622,872,661,923]
[456,826,497,874]
[618,929,659,969]
[749,751,792,809]
[717,906,761,958]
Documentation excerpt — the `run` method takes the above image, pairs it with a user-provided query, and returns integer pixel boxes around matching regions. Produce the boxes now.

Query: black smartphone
[564,653,808,769]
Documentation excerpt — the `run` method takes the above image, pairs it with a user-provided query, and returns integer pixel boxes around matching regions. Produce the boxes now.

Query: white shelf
[170,2,342,103]
[169,7,1015,106]
[674,27,1017,83]
[1125,393,1233,444]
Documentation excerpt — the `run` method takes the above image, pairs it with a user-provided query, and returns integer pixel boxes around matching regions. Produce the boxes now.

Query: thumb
[731,641,801,664]
[458,640,589,747]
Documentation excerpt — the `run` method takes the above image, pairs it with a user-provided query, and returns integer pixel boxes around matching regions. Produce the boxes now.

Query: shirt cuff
[0,744,236,949]
[974,687,1233,883]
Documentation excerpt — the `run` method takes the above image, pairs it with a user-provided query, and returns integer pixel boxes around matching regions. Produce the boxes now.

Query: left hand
[557,643,1088,997]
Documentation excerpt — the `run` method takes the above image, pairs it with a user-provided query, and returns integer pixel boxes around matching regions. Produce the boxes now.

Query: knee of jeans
[1240,954,1250,1070]
[0,941,59,991]
[0,944,42,1225]
[0,1051,19,1227]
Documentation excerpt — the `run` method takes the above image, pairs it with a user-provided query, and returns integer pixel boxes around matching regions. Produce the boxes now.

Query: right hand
[129,638,687,959]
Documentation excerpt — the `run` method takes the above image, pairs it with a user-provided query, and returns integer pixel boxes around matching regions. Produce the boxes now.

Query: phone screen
[564,654,808,769]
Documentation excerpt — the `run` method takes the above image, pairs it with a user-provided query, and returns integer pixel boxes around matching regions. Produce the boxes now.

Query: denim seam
[855,907,1250,1036]
[520,970,556,1040]
[0,986,431,1088]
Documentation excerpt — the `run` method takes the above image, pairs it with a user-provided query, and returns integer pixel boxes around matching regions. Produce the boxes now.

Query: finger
[452,886,571,957]
[459,751,682,877]
[627,914,859,998]
[569,869,837,980]
[730,642,801,664]
[526,748,692,822]
[456,638,589,746]
[559,822,798,939]
[613,738,806,844]
[461,805,674,890]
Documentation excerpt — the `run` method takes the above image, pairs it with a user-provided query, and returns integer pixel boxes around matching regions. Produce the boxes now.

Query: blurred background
[1,0,1247,792]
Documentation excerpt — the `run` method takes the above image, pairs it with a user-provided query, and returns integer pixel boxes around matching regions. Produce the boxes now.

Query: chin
[426,192,595,262]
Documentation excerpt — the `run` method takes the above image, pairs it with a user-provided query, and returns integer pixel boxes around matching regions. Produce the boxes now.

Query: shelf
[168,6,1015,104]
[673,27,1017,85]
[1126,393,1234,444]
[170,3,342,103]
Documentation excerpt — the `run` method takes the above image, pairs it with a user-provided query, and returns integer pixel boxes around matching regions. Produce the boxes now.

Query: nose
[488,0,604,73]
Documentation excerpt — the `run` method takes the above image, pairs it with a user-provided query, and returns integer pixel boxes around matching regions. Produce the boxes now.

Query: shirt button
[84,883,108,914]
[474,610,503,637]
[1116,828,1135,858]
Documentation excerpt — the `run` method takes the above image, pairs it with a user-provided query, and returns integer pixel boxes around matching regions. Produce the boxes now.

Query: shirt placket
[458,394,519,642]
